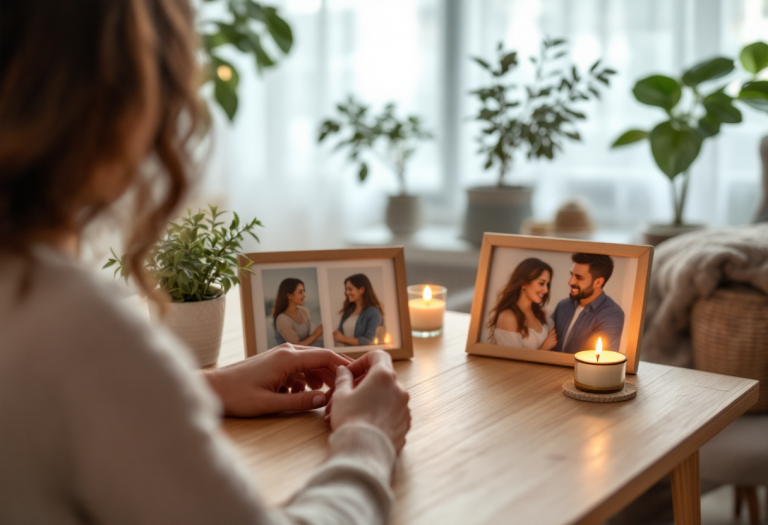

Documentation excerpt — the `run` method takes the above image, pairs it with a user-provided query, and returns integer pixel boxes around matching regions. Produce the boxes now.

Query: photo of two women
[482,250,633,355]
[263,267,387,350]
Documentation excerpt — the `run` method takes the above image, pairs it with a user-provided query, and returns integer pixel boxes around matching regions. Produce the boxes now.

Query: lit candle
[407,284,447,337]
[573,338,627,393]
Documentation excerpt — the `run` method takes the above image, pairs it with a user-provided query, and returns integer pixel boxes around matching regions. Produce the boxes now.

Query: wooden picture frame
[466,234,653,374]
[239,247,413,360]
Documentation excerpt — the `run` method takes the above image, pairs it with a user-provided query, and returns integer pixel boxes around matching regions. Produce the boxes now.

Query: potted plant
[611,41,768,245]
[318,96,434,235]
[104,206,262,367]
[464,39,615,245]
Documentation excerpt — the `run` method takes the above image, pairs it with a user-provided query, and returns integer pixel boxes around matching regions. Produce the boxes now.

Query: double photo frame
[466,234,653,374]
[239,247,413,360]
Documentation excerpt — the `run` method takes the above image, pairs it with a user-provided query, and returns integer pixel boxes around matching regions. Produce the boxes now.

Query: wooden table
[218,294,758,525]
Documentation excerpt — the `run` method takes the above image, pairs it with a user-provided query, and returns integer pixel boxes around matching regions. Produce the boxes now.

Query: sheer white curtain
[201,0,768,251]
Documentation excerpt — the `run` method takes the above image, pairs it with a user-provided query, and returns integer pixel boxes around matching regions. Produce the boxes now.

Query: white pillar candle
[573,338,627,393]
[407,285,446,334]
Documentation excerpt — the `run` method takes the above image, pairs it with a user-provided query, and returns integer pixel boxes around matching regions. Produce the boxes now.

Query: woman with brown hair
[272,278,323,346]
[0,1,409,523]
[333,274,384,347]
[487,258,558,350]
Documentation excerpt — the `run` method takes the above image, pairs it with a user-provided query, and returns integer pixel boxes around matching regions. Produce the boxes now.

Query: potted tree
[611,41,768,245]
[463,39,615,245]
[104,206,262,367]
[318,96,433,235]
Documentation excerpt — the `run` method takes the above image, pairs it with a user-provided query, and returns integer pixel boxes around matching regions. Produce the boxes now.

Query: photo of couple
[483,252,629,354]
[261,264,396,351]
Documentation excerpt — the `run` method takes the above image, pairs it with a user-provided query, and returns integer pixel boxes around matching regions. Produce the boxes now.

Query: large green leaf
[681,57,734,87]
[649,121,703,179]
[633,75,681,110]
[214,77,238,121]
[703,92,742,123]
[611,129,648,148]
[264,7,293,54]
[697,114,721,138]
[739,42,768,75]
[738,81,768,112]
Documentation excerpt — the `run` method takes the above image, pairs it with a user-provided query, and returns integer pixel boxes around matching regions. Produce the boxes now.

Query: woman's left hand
[203,344,352,417]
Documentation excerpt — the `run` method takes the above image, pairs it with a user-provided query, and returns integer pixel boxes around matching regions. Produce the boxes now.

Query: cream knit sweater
[0,248,395,525]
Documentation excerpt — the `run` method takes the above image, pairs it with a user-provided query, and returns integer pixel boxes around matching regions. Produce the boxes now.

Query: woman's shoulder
[496,309,519,331]
[362,305,382,320]
[0,247,201,384]
[297,306,311,321]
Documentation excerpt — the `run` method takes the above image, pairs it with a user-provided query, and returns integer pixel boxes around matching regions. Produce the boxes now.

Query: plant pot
[385,194,422,236]
[642,223,706,246]
[461,185,533,245]
[149,294,226,368]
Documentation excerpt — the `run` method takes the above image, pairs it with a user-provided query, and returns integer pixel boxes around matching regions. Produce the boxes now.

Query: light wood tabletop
[217,292,759,525]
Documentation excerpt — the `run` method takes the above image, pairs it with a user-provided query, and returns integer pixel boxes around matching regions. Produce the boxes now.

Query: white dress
[492,317,553,350]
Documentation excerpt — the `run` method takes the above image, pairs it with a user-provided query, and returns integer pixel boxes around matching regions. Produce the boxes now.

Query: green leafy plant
[611,41,768,225]
[104,206,262,302]
[199,0,293,121]
[317,96,434,196]
[471,39,616,187]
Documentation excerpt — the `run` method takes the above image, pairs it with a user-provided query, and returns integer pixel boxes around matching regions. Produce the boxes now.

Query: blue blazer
[551,292,625,354]
[338,306,383,346]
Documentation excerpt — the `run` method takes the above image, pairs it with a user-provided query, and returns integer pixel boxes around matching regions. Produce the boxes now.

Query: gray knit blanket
[640,224,768,368]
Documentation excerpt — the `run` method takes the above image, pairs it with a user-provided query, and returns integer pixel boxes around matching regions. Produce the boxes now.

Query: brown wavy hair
[272,278,304,321]
[487,258,552,338]
[340,274,384,318]
[0,0,203,299]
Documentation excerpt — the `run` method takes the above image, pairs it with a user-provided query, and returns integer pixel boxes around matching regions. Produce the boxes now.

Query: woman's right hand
[330,350,411,453]
[540,328,557,351]
[313,324,323,337]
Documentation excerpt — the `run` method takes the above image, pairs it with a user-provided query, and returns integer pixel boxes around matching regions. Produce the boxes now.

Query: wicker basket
[691,286,768,413]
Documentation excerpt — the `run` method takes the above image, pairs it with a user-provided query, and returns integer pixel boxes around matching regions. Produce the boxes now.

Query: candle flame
[384,333,392,344]
[596,337,603,361]
[423,285,432,303]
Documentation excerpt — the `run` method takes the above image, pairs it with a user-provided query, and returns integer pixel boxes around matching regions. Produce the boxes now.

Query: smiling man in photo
[552,253,625,354]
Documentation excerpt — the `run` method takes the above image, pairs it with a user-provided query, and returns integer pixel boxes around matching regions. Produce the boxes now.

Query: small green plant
[611,41,768,225]
[471,39,615,187]
[317,96,433,196]
[104,206,262,302]
[199,1,293,121]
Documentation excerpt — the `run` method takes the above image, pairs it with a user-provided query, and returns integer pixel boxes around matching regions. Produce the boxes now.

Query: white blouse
[492,317,554,350]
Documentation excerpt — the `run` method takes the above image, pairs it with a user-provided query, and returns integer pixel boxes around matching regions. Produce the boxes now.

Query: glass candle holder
[407,284,447,338]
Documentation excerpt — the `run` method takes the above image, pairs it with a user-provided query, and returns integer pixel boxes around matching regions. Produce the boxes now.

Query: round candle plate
[561,380,637,403]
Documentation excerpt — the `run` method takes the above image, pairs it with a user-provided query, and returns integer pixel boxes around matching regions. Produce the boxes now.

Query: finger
[346,350,393,378]
[263,390,328,412]
[279,348,351,375]
[335,365,354,394]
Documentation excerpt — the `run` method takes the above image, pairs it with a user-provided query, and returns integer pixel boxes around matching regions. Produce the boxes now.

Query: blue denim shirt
[551,292,624,354]
[338,306,383,346]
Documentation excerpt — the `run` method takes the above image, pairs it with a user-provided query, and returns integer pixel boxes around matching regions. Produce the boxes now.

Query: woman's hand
[313,324,323,337]
[540,328,558,351]
[329,350,411,453]
[203,344,351,417]
[333,330,358,346]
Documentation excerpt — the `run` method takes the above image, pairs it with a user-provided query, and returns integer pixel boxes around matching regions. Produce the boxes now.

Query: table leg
[670,450,701,525]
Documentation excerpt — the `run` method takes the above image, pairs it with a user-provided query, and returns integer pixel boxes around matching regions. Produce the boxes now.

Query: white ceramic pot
[149,294,226,368]
[642,223,705,246]
[461,185,533,246]
[385,195,423,235]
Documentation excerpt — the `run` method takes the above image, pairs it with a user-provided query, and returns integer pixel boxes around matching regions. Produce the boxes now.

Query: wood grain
[670,451,701,525]
[219,305,759,525]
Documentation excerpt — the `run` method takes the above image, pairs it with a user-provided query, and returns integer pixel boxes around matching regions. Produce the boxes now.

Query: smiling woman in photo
[487,258,558,351]
[272,278,323,346]
[333,274,384,347]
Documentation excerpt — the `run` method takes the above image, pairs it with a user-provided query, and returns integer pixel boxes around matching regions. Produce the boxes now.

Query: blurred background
[197,0,768,251]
